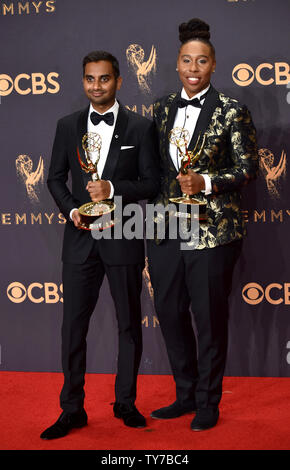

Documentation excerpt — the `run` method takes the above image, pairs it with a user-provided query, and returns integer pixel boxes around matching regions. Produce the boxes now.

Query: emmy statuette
[77,132,115,230]
[169,127,207,221]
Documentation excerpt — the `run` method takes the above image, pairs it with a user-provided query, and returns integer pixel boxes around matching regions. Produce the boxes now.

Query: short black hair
[82,51,120,78]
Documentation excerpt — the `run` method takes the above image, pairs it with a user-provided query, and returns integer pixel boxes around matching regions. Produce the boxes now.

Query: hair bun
[179,18,210,43]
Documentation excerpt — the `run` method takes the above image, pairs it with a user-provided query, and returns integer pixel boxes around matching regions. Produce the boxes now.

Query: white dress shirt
[87,101,119,179]
[70,101,118,220]
[169,85,212,195]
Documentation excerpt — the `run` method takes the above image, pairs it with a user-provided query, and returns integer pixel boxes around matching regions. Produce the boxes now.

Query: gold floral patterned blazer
[152,85,258,248]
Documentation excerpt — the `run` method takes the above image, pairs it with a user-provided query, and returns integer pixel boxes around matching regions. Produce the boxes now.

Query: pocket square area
[121,146,135,150]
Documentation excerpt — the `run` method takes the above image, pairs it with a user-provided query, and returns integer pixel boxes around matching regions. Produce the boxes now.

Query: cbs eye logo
[7,282,63,304]
[242,282,290,305]
[242,283,264,305]
[0,72,60,96]
[232,62,290,86]
[232,64,255,87]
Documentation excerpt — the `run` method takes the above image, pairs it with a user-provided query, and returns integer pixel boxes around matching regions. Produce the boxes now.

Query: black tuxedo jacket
[47,103,159,265]
[152,86,259,248]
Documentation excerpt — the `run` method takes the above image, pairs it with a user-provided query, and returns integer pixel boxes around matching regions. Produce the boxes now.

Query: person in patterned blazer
[147,18,258,431]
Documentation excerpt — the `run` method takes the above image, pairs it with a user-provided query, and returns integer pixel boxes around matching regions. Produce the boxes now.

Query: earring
[176,68,178,71]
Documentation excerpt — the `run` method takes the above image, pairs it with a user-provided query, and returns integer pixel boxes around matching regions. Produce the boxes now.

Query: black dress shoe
[151,400,196,420]
[40,409,88,440]
[190,408,219,431]
[113,403,146,428]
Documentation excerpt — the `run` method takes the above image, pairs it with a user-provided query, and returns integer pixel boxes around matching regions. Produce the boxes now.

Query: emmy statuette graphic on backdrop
[126,44,157,93]
[77,132,115,230]
[169,127,207,221]
[16,154,44,203]
[259,148,287,198]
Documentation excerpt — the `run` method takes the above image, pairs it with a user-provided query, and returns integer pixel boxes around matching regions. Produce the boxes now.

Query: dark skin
[175,40,216,195]
[72,60,122,228]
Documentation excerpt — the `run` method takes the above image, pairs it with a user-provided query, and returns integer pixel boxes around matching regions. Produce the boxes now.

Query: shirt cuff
[108,181,114,199]
[201,174,212,195]
[69,208,78,221]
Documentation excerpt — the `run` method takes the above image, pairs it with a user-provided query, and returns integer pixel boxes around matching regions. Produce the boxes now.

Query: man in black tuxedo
[40,51,159,439]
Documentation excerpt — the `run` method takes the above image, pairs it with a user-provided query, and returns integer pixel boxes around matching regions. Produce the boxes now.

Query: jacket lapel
[76,106,90,187]
[164,93,180,175]
[101,103,128,180]
[188,86,220,151]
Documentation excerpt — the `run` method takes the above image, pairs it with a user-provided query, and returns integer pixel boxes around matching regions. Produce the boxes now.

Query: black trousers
[60,241,143,413]
[147,238,242,409]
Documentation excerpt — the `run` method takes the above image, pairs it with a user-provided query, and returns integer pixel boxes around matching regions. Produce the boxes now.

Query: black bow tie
[177,97,202,108]
[90,111,114,126]
[177,89,210,109]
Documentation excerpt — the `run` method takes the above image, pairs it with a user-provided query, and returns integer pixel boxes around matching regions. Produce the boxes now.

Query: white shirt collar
[181,84,211,102]
[89,99,119,117]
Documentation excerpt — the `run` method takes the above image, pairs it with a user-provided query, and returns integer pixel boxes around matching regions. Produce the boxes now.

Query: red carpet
[0,372,289,450]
